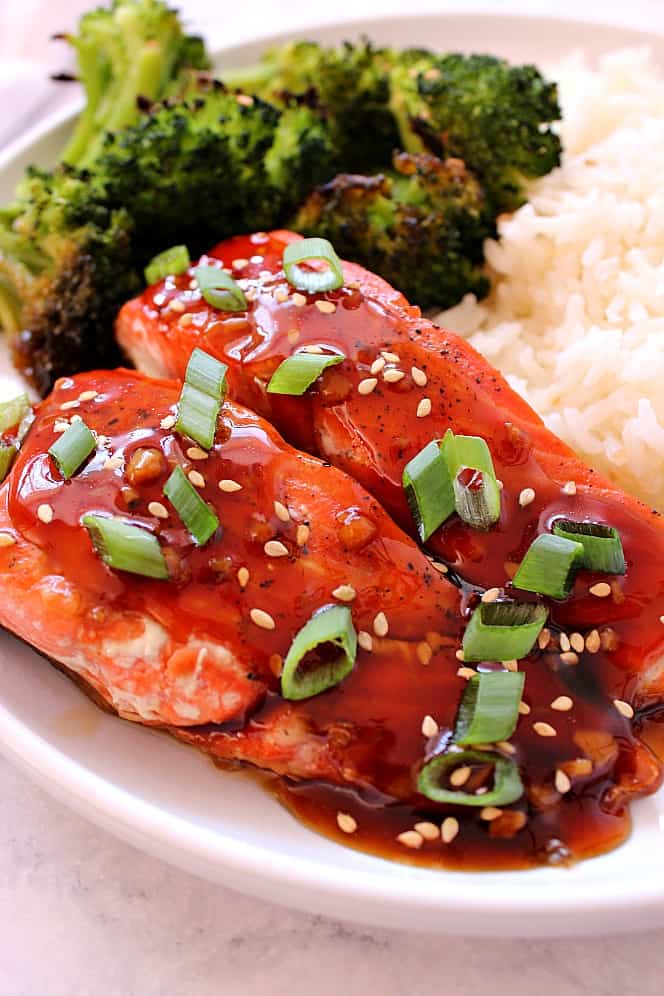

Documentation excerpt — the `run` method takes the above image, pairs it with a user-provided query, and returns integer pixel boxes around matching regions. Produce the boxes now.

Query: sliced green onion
[184,347,228,400]
[0,443,16,483]
[175,384,220,450]
[266,351,344,396]
[552,518,626,575]
[455,671,525,745]
[418,749,523,806]
[163,465,219,546]
[193,265,247,311]
[512,533,584,599]
[462,601,548,663]
[144,245,190,285]
[402,440,455,541]
[283,237,344,294]
[48,419,96,479]
[82,514,169,580]
[0,394,30,434]
[281,604,357,700]
[441,429,501,530]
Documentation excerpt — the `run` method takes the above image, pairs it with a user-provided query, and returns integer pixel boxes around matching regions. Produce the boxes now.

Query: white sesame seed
[287,329,300,344]
[450,765,471,787]
[534,721,557,737]
[585,629,601,653]
[570,632,585,654]
[537,628,551,649]
[232,258,249,270]
[430,561,448,574]
[358,631,373,652]
[271,501,288,523]
[60,400,79,411]
[589,582,612,598]
[78,390,98,402]
[315,300,336,314]
[37,503,53,524]
[370,357,386,375]
[188,280,198,291]
[186,446,208,461]
[411,366,428,387]
[337,812,357,834]
[70,414,83,424]
[188,470,205,488]
[373,611,388,637]
[250,608,275,630]
[168,298,185,313]
[441,817,459,844]
[219,479,242,493]
[416,397,432,418]
[383,368,405,384]
[154,293,166,306]
[274,289,288,303]
[551,695,573,712]
[332,584,356,602]
[292,293,307,307]
[613,698,634,719]
[358,377,378,395]
[160,414,177,430]
[455,649,465,661]
[416,641,433,666]
[563,480,577,496]
[555,769,572,794]
[481,587,501,603]
[0,533,16,548]
[559,633,571,652]
[496,740,516,754]
[518,701,531,715]
[52,421,69,434]
[290,524,307,549]
[148,501,169,519]
[103,456,123,471]
[381,351,400,363]
[414,822,440,841]
[265,540,289,558]
[237,567,249,588]
[396,830,423,850]
[301,343,324,354]
[480,806,503,821]
[559,650,579,666]
[421,715,439,738]
[518,487,536,507]
[457,666,476,679]
[178,313,193,328]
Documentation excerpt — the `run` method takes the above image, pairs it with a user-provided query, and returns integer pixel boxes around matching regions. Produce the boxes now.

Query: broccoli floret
[389,51,561,213]
[222,39,399,172]
[62,0,208,169]
[293,151,492,310]
[0,167,138,394]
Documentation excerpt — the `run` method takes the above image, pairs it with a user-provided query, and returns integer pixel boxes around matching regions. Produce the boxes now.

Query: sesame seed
[188,470,205,488]
[232,258,249,270]
[78,390,98,402]
[358,377,378,395]
[555,770,572,794]
[373,611,388,637]
[103,456,123,470]
[589,582,611,598]
[496,740,516,754]
[570,632,585,654]
[441,817,459,844]
[430,561,448,574]
[237,567,249,588]
[273,500,290,522]
[383,368,405,384]
[416,398,432,418]
[585,629,601,653]
[411,366,427,387]
[518,701,531,715]
[219,479,242,493]
[480,806,503,821]
[296,524,310,546]
[457,666,476,679]
[302,344,324,354]
[0,533,16,548]
[358,630,373,652]
[381,351,400,363]
[154,294,166,306]
[450,765,471,787]
[53,421,69,434]
[188,279,198,291]
[178,313,193,328]
[455,649,465,661]
[518,487,536,507]
[396,830,423,850]
[292,293,307,307]
[60,400,79,411]
[265,540,289,558]
[414,822,440,841]
[273,289,288,303]
[481,587,501,604]
[416,641,433,666]
[148,501,169,519]
[37,503,54,524]
[503,659,518,672]
[560,651,579,665]
[315,300,336,315]
[236,93,254,106]
[370,357,386,375]
[332,584,356,602]
[421,715,439,738]
[563,480,577,495]
[613,698,634,719]
[559,633,571,652]
[186,446,208,461]
[537,628,551,650]
[337,812,357,834]
[287,329,300,344]
[250,608,275,630]
[534,721,557,737]
[551,695,573,712]
[160,414,177,430]
[168,298,185,313]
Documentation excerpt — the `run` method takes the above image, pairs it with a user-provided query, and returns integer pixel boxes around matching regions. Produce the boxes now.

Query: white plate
[1,12,664,937]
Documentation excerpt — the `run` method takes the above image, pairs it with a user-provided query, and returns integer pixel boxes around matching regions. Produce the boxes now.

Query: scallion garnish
[283,237,344,294]
[193,265,247,312]
[418,749,523,806]
[267,351,344,396]
[441,429,501,530]
[0,394,30,434]
[552,518,626,575]
[512,533,584,599]
[175,384,220,451]
[402,440,455,541]
[185,347,228,400]
[455,671,525,745]
[281,604,357,700]
[144,245,190,285]
[163,465,219,546]
[82,514,169,579]
[462,601,547,662]
[0,443,16,483]
[48,419,96,479]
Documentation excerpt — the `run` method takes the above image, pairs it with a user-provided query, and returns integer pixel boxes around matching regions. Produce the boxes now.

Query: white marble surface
[4,1,664,992]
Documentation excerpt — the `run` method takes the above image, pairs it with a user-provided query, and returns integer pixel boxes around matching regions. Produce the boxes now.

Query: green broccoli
[293,151,492,310]
[389,51,561,213]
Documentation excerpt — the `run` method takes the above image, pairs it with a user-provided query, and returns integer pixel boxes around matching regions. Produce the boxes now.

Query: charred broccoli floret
[389,51,561,213]
[293,151,492,309]
[62,0,208,168]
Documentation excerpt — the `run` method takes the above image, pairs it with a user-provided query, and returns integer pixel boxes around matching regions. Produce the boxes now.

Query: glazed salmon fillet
[117,230,664,705]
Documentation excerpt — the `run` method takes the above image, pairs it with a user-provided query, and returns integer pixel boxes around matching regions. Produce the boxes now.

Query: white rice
[436,48,664,508]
